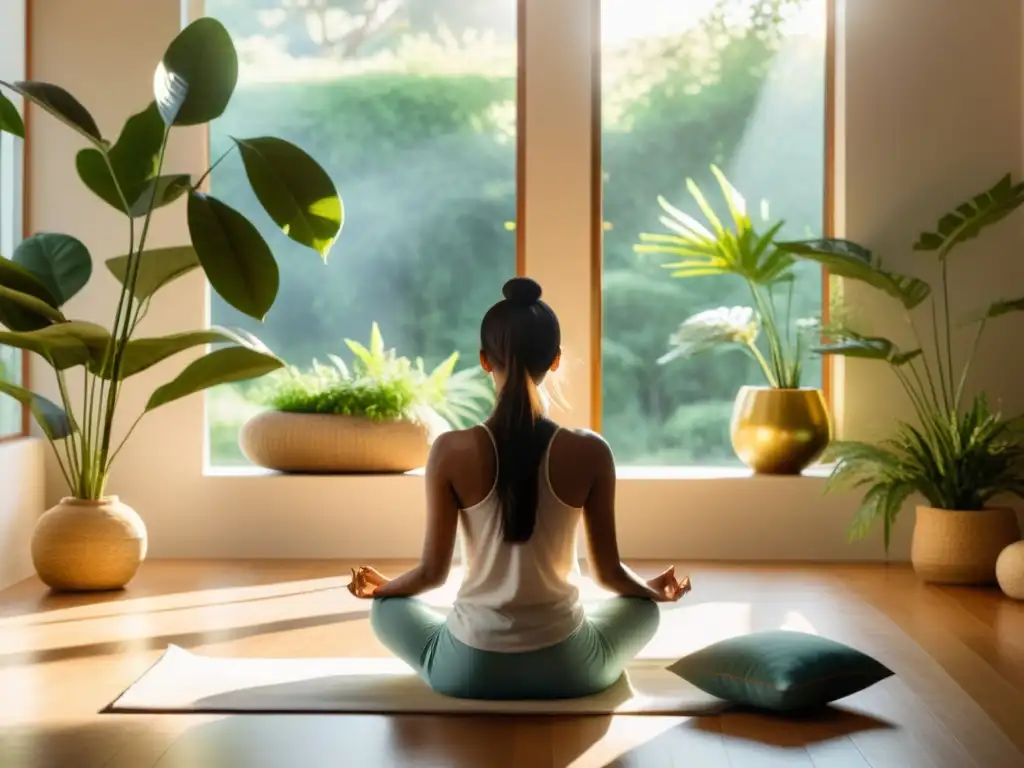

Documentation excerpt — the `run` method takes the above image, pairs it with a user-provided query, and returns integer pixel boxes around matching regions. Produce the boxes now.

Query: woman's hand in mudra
[647,566,691,602]
[347,566,390,599]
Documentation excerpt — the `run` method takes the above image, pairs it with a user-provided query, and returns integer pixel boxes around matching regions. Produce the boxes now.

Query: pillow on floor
[666,630,893,712]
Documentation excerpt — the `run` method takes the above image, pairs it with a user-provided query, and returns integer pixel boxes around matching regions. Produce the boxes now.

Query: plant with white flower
[658,305,793,386]
[636,165,819,389]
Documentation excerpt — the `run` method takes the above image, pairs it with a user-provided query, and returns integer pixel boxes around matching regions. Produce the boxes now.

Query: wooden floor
[0,561,1022,768]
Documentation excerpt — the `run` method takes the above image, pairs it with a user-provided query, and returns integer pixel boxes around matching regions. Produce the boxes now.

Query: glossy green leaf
[129,174,191,217]
[0,285,66,325]
[814,336,921,366]
[0,321,109,370]
[145,345,284,412]
[777,238,931,309]
[75,102,178,217]
[637,168,792,286]
[0,89,24,138]
[233,136,343,259]
[913,173,1024,258]
[12,233,92,305]
[0,258,61,331]
[3,80,102,145]
[187,191,279,320]
[977,296,1024,321]
[106,245,200,300]
[96,327,250,380]
[0,379,74,439]
[155,18,238,126]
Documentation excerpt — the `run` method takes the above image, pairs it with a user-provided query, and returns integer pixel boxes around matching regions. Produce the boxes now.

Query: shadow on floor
[599,705,897,766]
[0,609,370,669]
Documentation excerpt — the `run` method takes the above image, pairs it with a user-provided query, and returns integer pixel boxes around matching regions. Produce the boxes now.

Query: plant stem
[929,296,952,412]
[940,257,955,410]
[46,438,73,492]
[746,340,779,388]
[105,412,144,474]
[97,130,171,485]
[91,151,137,499]
[194,145,235,190]
[955,318,986,410]
[51,368,83,494]
[750,283,787,386]
[80,371,92,496]
[907,311,941,411]
[892,366,932,430]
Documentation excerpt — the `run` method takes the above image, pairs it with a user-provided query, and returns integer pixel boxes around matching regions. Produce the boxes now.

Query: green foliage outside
[0,347,19,435]
[206,0,825,467]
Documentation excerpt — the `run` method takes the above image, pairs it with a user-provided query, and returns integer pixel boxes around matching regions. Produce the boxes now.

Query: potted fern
[777,173,1024,584]
[0,19,342,591]
[635,165,831,474]
[239,323,493,473]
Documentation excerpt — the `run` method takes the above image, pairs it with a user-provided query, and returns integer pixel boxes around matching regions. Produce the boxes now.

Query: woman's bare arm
[369,433,460,599]
[581,434,665,600]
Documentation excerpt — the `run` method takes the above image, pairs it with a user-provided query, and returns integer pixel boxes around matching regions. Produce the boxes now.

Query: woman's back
[446,421,597,652]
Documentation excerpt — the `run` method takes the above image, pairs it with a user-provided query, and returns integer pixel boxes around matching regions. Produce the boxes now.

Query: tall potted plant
[777,173,1024,583]
[0,19,343,592]
[635,165,831,474]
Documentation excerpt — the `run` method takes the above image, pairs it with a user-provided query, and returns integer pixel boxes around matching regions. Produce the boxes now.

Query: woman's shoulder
[429,425,493,459]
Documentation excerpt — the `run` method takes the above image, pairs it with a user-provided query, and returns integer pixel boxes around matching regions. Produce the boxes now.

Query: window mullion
[520,0,598,430]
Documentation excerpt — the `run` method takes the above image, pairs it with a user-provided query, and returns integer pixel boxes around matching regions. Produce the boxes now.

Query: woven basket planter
[31,496,147,592]
[239,411,436,473]
[911,505,1021,585]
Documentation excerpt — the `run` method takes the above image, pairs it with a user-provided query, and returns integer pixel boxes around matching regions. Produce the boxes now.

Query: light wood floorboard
[0,560,1021,767]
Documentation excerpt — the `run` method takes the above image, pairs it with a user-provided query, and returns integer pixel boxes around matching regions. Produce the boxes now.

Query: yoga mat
[106,645,726,715]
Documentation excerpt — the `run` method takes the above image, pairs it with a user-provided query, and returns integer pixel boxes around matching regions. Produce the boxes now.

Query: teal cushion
[666,630,893,712]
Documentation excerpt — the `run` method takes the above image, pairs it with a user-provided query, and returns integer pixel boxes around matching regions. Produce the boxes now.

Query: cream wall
[21,0,1024,562]
[0,439,45,589]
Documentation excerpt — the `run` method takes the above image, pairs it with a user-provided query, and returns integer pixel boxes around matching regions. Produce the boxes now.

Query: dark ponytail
[481,277,561,543]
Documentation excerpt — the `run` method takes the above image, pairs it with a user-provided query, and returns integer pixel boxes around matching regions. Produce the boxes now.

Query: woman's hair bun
[502,276,542,306]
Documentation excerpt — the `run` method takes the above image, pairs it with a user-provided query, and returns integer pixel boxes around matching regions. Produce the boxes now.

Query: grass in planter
[259,367,416,420]
[249,323,493,428]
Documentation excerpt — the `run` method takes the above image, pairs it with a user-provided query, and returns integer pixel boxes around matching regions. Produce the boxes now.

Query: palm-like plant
[253,323,494,429]
[635,165,813,388]
[777,173,1024,551]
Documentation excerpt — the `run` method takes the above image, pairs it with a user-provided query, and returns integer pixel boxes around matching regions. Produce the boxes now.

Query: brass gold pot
[730,386,831,475]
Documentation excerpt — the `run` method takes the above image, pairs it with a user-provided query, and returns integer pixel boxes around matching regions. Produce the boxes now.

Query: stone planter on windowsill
[239,410,447,474]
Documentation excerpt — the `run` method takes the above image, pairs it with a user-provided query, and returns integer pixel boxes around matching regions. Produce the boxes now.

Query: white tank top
[446,424,586,653]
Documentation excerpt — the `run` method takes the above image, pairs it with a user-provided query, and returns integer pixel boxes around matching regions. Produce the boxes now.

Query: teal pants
[369,596,660,700]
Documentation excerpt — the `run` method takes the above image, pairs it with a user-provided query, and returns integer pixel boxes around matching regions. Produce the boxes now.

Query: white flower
[658,306,758,364]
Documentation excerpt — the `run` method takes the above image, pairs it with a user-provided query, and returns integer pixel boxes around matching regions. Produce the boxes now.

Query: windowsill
[203,464,835,480]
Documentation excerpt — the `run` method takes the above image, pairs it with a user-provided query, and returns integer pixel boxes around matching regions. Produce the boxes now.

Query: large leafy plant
[635,165,816,388]
[0,19,342,499]
[252,322,493,429]
[777,174,1024,550]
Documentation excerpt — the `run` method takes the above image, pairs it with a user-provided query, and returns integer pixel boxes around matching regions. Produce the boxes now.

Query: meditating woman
[347,277,690,700]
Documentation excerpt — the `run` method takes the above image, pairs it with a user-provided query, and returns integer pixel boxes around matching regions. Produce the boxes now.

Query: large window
[0,13,25,440]
[205,0,519,466]
[202,0,826,468]
[1,139,24,437]
[600,0,827,465]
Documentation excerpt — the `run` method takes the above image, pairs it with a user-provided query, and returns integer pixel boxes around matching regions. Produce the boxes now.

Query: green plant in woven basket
[776,173,1024,551]
[252,323,493,429]
[0,19,343,499]
[635,165,818,388]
